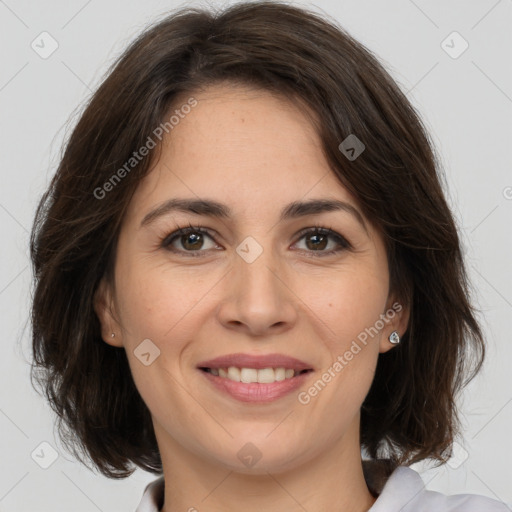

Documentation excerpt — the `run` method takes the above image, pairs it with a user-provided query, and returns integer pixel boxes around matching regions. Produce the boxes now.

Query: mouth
[198,367,314,403]
[199,366,313,383]
[196,353,315,403]
[196,352,314,383]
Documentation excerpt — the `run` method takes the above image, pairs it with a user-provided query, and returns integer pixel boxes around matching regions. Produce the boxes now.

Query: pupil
[183,233,203,250]
[307,233,327,250]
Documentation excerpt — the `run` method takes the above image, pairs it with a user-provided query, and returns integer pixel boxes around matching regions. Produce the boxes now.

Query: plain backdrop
[0,0,511,510]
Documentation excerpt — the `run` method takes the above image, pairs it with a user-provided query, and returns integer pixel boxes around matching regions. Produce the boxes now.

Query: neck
[156,418,377,512]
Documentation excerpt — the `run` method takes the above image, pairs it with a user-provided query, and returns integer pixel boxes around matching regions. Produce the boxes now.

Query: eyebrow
[140,197,368,234]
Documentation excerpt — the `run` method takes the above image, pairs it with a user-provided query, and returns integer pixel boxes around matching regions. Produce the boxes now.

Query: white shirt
[135,465,511,511]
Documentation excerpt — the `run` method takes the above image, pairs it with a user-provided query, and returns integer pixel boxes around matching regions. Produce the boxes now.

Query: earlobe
[93,277,123,347]
[379,298,410,353]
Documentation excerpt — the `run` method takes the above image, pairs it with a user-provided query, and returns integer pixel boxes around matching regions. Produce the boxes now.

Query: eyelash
[160,222,352,258]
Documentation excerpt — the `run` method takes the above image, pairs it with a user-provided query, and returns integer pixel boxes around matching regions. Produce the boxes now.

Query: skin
[94,84,409,512]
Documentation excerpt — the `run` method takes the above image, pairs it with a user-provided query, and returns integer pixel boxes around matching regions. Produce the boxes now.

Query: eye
[292,226,351,256]
[160,224,352,257]
[161,224,220,256]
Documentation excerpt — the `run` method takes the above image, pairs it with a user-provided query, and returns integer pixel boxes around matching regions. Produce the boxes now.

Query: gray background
[1,0,511,510]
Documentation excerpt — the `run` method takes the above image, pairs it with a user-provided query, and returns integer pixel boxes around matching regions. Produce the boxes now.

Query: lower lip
[199,369,312,403]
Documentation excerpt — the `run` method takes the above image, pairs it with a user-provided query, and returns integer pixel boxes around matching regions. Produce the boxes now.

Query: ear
[93,276,123,348]
[379,295,410,354]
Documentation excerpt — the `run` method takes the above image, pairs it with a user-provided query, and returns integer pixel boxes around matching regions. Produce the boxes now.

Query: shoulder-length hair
[30,0,484,478]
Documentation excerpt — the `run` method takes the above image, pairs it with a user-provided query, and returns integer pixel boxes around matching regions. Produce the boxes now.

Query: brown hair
[30,1,485,479]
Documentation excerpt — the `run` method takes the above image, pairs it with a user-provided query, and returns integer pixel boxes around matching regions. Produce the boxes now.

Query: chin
[203,437,311,475]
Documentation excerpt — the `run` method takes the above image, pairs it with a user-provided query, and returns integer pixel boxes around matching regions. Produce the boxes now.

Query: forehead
[126,84,360,222]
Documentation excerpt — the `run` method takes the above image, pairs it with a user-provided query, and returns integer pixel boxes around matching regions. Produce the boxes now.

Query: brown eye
[162,227,219,255]
[293,227,351,256]
[180,232,204,250]
[304,232,329,251]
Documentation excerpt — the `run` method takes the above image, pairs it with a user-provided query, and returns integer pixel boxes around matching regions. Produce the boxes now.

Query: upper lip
[197,353,314,371]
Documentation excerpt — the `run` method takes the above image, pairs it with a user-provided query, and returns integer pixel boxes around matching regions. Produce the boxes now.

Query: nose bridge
[217,234,296,334]
[235,235,282,304]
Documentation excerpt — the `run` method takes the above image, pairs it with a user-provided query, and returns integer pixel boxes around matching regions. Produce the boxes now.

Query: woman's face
[95,84,408,474]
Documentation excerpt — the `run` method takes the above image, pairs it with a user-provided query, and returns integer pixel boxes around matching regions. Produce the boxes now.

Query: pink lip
[199,369,312,403]
[196,353,313,371]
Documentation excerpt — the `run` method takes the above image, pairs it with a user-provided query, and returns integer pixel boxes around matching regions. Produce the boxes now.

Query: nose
[216,247,297,337]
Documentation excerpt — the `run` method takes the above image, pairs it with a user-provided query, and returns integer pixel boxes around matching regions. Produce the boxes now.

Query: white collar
[135,465,511,512]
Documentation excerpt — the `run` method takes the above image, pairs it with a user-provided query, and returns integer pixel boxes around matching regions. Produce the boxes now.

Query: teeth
[227,367,241,382]
[241,368,258,383]
[274,368,286,381]
[207,366,306,383]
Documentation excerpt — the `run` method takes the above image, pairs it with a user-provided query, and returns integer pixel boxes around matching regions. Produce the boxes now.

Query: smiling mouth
[199,367,313,384]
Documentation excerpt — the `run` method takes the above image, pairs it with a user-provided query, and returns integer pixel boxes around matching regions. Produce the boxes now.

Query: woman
[29,2,510,511]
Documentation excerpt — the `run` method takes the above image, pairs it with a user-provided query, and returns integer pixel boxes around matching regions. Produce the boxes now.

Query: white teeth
[257,368,275,383]
[274,368,286,381]
[207,366,305,383]
[227,366,241,382]
[241,368,258,383]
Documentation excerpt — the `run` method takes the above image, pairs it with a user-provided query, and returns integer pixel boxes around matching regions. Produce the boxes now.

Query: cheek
[115,256,211,341]
[307,269,388,346]
[303,268,387,408]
